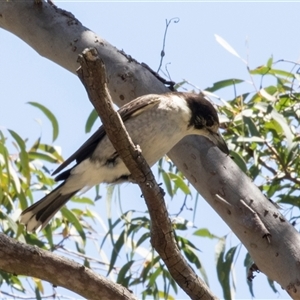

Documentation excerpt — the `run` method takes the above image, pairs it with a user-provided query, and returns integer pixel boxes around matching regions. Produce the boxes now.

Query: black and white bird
[20,92,228,232]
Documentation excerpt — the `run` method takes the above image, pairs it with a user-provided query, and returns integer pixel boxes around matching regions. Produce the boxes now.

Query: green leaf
[286,142,299,167]
[229,151,248,174]
[28,151,60,163]
[117,260,134,285]
[278,194,300,206]
[266,56,273,68]
[168,172,191,195]
[148,266,162,288]
[158,291,175,300]
[0,136,12,190]
[270,107,294,148]
[136,232,150,248]
[107,230,125,275]
[140,255,161,283]
[215,238,226,264]
[216,239,237,300]
[85,109,99,133]
[205,79,244,93]
[17,189,29,212]
[60,207,86,243]
[100,214,123,253]
[0,211,18,233]
[44,224,54,249]
[7,159,21,194]
[28,102,59,142]
[184,247,202,269]
[243,116,261,137]
[260,88,276,101]
[183,245,210,285]
[71,196,95,205]
[194,228,220,239]
[38,144,64,162]
[10,276,25,292]
[161,170,173,197]
[267,278,278,294]
[269,68,294,78]
[249,65,270,75]
[24,234,45,248]
[34,286,42,300]
[8,129,30,183]
[177,236,200,251]
[243,252,255,297]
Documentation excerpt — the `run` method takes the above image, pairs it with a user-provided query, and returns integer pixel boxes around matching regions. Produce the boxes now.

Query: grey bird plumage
[20,92,228,232]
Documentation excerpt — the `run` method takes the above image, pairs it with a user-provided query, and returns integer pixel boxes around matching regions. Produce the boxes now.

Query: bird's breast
[69,100,191,187]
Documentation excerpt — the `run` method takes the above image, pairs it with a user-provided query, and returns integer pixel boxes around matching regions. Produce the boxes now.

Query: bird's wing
[52,94,162,176]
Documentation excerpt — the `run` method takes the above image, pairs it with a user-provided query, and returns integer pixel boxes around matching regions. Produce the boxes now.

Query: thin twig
[58,247,112,268]
[0,290,77,300]
[157,17,179,73]
[257,156,277,176]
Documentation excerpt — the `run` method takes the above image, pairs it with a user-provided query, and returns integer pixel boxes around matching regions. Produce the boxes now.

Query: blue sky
[1,2,299,299]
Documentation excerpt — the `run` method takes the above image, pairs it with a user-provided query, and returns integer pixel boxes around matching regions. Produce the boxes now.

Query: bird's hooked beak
[207,130,229,155]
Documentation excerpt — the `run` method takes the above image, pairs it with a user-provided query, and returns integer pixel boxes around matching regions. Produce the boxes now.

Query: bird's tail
[19,183,78,232]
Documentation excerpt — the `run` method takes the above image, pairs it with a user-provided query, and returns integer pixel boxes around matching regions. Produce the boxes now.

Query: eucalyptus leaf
[27,102,59,142]
[85,109,99,133]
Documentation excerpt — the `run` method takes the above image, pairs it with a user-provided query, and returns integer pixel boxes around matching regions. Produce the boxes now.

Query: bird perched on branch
[20,92,228,232]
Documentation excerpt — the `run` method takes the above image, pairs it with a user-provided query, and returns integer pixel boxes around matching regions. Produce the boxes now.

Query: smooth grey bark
[1,1,300,299]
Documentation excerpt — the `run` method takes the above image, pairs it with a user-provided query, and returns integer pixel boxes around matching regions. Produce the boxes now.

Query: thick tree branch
[0,233,137,300]
[76,48,217,300]
[1,1,300,299]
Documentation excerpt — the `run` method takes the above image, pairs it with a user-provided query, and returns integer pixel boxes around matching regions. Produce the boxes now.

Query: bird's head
[184,93,229,155]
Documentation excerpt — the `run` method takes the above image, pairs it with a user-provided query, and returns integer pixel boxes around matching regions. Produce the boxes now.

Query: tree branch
[76,48,217,300]
[0,233,137,300]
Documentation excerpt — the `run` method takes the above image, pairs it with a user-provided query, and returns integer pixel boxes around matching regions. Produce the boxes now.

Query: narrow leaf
[161,170,173,197]
[269,69,294,78]
[249,65,270,75]
[215,34,245,63]
[270,108,294,148]
[27,102,59,142]
[260,89,276,101]
[61,207,86,243]
[243,116,261,137]
[71,196,95,205]
[28,152,60,164]
[38,144,63,162]
[235,136,264,143]
[116,260,134,284]
[268,278,278,294]
[8,129,30,182]
[205,78,244,93]
[216,241,237,300]
[168,172,191,195]
[229,151,248,174]
[194,228,219,239]
[85,109,99,133]
[244,252,255,297]
[107,231,125,275]
[266,56,273,68]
